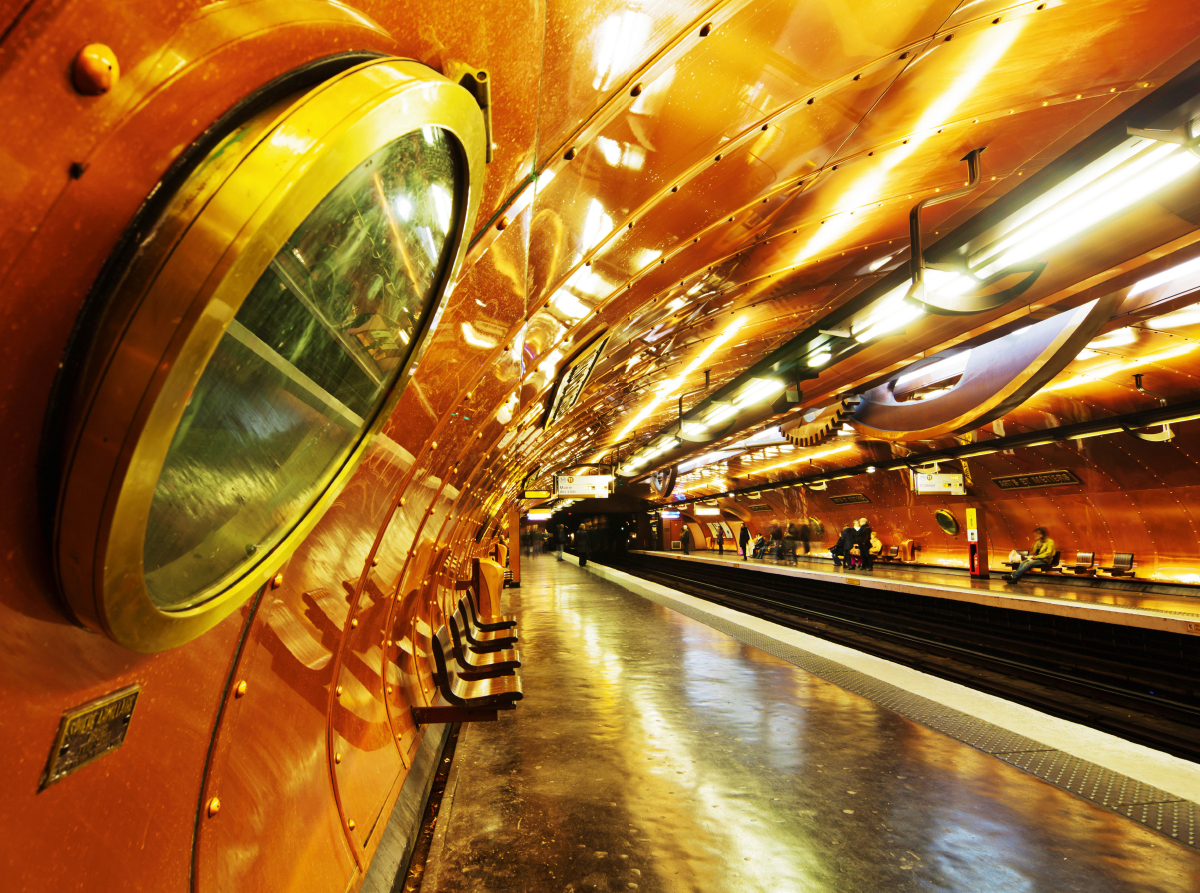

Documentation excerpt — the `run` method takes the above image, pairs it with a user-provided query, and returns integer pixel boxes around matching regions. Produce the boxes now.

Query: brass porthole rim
[54,58,487,652]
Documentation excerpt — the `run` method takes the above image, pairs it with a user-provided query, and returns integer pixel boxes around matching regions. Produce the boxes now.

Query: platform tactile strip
[609,570,1199,851]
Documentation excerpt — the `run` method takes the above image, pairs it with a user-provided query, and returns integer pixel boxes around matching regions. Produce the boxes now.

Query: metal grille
[608,570,1198,851]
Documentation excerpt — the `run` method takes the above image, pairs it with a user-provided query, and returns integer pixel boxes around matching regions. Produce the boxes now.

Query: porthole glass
[51,59,487,651]
[934,509,959,536]
[144,129,460,610]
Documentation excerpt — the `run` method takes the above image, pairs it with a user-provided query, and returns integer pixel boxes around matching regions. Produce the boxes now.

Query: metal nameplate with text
[40,685,140,790]
[992,469,1081,491]
[829,493,871,505]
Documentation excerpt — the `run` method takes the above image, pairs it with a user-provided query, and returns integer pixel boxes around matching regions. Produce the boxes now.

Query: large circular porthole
[50,59,486,651]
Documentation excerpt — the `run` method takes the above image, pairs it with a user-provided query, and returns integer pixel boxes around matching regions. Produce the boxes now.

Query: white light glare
[807,351,832,367]
[971,139,1200,278]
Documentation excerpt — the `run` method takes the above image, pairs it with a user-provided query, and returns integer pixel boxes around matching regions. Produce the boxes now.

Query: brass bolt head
[206,797,221,817]
[348,820,356,830]
[350,619,359,629]
[372,557,380,566]
[234,681,248,698]
[72,44,119,95]
[335,686,343,697]
[271,573,283,589]
[335,752,342,764]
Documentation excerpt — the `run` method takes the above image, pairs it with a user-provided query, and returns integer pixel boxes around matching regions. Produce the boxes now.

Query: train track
[602,553,1200,762]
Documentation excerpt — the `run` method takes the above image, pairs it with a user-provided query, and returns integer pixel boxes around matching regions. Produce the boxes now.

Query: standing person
[799,521,811,555]
[577,526,589,567]
[856,518,874,571]
[739,524,750,560]
[1005,527,1056,583]
[770,523,783,560]
[556,526,566,561]
[716,526,725,557]
[680,525,692,555]
[833,522,856,570]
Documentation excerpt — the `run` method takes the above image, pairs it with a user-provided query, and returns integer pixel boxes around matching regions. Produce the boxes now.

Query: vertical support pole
[966,506,989,579]
[506,506,521,588]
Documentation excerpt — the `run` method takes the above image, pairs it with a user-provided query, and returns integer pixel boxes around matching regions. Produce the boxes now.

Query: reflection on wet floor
[421,558,1200,893]
[662,550,1200,619]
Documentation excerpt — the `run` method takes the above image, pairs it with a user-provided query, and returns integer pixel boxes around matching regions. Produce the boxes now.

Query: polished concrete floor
[420,557,1200,893]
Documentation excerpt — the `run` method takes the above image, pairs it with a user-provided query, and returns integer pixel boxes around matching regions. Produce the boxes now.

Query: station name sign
[992,469,1081,491]
[554,474,612,497]
[914,472,965,496]
[829,493,871,505]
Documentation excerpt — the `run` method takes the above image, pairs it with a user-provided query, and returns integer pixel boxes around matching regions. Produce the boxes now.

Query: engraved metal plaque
[829,493,871,505]
[40,685,139,790]
[992,469,1081,491]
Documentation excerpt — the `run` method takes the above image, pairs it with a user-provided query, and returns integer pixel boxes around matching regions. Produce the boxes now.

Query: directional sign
[522,489,553,499]
[554,474,612,497]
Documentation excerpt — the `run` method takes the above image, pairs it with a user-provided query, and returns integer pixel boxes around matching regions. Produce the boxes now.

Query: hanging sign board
[693,506,721,516]
[522,489,553,499]
[660,510,681,519]
[554,474,612,497]
[914,472,965,495]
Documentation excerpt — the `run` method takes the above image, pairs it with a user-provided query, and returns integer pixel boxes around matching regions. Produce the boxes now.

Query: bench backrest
[888,545,899,557]
[1048,550,1061,566]
[428,625,469,707]
[1112,552,1134,569]
[1075,551,1094,567]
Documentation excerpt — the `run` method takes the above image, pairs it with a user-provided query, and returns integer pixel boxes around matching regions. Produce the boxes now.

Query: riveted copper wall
[4,0,1200,890]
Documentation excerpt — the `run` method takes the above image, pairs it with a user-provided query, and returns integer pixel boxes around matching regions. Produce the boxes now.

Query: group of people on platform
[831,518,881,571]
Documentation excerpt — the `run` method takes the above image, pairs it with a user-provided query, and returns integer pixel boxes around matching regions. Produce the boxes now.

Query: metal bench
[878,545,900,562]
[448,607,521,679]
[1099,552,1136,578]
[1060,551,1096,576]
[411,624,522,725]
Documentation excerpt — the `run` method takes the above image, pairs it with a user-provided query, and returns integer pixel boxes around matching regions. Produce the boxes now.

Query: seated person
[1004,528,1056,583]
[869,533,883,562]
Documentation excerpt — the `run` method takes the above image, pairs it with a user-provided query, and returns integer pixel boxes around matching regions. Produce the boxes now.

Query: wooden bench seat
[1099,552,1136,577]
[411,624,522,725]
[1059,551,1096,576]
[449,606,521,678]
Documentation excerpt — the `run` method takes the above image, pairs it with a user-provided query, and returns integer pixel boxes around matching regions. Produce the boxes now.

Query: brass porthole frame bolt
[206,797,221,818]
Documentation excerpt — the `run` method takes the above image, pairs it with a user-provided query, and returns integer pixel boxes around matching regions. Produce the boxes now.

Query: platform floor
[420,556,1200,893]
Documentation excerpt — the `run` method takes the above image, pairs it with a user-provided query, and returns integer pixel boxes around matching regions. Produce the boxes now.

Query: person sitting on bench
[1005,527,1056,583]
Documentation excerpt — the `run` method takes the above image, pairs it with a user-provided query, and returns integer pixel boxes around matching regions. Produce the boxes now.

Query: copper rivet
[336,686,343,696]
[700,22,712,36]
[387,686,393,694]
[335,752,342,764]
[630,83,642,97]
[351,619,359,629]
[431,442,438,449]
[234,681,248,698]
[206,797,221,817]
[72,43,119,95]
[348,820,356,830]
[372,557,380,566]
[400,498,406,506]
[497,216,509,231]
[271,573,283,589]
[564,146,576,161]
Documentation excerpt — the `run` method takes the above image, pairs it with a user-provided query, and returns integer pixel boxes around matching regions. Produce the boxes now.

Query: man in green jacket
[1005,528,1056,583]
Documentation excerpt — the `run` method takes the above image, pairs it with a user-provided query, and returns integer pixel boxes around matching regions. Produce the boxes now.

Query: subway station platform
[420,556,1200,892]
[629,549,1200,634]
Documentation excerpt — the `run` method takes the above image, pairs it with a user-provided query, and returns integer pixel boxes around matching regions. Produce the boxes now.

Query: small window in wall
[935,510,960,536]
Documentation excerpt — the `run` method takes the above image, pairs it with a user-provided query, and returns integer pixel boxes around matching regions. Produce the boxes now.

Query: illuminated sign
[694,506,721,516]
[522,489,553,499]
[914,473,965,496]
[660,510,680,519]
[555,474,612,497]
[526,512,552,521]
